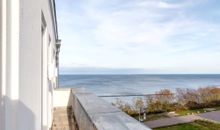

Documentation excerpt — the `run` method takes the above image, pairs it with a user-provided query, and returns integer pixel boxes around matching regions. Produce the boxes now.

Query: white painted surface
[0,0,60,130]
[0,1,7,129]
[0,1,4,129]
[53,89,72,107]
[3,0,20,129]
[10,0,20,100]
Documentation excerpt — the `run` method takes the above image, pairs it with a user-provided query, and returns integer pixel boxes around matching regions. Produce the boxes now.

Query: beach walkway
[145,110,220,128]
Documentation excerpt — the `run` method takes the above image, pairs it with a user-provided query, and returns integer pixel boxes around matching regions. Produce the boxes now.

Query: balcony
[52,88,151,130]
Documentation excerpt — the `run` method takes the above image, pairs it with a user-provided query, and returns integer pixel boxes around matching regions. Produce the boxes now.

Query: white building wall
[0,1,7,130]
[0,1,4,129]
[0,0,59,130]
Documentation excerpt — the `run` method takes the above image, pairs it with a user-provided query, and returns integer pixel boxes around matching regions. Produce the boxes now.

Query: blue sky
[56,0,220,74]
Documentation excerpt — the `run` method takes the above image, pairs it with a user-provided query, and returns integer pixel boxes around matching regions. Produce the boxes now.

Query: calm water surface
[60,74,220,96]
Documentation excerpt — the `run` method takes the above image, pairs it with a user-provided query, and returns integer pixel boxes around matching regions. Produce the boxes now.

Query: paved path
[145,111,220,128]
[199,111,220,122]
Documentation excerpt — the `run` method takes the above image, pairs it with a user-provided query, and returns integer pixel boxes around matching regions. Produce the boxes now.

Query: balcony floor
[52,107,76,130]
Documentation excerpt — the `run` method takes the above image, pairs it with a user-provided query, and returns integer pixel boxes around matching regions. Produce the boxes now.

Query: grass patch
[133,106,220,122]
[214,106,220,110]
[154,123,208,130]
[145,114,169,121]
[175,109,206,116]
[194,120,220,130]
[154,120,220,130]
[133,113,169,121]
[176,106,220,116]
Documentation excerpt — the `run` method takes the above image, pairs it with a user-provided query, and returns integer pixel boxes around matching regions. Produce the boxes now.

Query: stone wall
[71,89,151,130]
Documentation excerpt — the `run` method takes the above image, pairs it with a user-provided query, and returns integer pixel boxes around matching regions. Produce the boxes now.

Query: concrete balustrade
[53,88,152,130]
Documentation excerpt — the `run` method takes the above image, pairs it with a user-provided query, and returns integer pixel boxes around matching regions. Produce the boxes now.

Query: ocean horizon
[59,74,220,96]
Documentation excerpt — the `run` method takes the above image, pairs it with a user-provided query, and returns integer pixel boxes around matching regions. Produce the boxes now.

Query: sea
[59,74,220,103]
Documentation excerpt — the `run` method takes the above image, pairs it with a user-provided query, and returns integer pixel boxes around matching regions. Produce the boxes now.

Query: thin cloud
[56,0,220,74]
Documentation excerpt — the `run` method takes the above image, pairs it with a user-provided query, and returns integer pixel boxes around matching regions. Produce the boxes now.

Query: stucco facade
[0,0,60,130]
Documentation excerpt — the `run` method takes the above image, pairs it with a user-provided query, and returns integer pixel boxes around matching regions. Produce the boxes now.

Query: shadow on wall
[68,90,78,130]
[1,96,36,130]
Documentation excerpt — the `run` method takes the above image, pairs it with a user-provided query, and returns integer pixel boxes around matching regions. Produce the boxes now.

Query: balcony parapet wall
[71,88,151,130]
[53,88,151,130]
